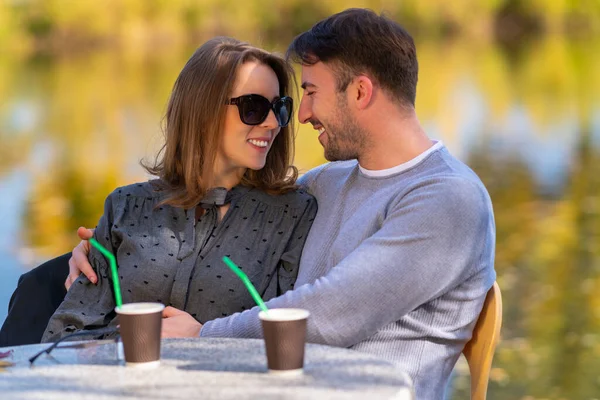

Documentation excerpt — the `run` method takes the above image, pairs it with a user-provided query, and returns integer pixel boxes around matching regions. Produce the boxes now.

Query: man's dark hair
[287,8,418,107]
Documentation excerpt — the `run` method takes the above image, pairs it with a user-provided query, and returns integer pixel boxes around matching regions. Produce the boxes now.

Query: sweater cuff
[199,320,232,338]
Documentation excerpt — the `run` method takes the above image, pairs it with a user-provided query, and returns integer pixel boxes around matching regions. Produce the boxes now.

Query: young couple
[1,9,496,399]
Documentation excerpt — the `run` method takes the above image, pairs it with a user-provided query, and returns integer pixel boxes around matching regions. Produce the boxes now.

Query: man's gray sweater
[201,142,497,399]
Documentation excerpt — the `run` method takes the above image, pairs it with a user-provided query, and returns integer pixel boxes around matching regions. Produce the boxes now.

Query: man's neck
[357,110,433,170]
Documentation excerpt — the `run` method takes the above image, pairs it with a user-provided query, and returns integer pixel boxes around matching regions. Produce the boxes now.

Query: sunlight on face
[299,62,364,161]
[217,61,281,176]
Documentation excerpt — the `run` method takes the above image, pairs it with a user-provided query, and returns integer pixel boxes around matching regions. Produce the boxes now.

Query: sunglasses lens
[241,96,270,125]
[274,98,292,127]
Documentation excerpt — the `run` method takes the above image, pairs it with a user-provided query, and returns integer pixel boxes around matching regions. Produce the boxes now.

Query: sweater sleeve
[200,177,495,346]
[42,191,120,342]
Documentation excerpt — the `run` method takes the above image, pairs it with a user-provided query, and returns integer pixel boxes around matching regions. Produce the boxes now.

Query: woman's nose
[260,109,279,129]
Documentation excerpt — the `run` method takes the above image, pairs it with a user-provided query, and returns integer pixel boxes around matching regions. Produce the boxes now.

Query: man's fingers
[73,242,97,284]
[64,272,73,291]
[162,306,184,318]
[65,257,79,290]
[77,226,94,240]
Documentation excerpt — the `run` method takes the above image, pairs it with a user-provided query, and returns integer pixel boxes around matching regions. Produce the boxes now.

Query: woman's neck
[212,167,246,190]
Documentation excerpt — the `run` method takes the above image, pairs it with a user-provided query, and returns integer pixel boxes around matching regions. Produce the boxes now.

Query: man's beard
[323,100,366,162]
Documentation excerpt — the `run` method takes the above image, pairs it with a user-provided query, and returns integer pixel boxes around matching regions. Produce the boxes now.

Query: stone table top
[0,337,414,400]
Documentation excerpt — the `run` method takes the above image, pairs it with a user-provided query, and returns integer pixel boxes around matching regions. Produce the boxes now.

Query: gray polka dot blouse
[42,181,317,342]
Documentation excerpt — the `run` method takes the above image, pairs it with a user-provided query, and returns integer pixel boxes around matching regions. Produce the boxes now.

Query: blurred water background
[1,1,600,398]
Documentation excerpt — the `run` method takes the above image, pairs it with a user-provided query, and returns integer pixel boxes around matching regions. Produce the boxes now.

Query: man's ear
[351,75,374,110]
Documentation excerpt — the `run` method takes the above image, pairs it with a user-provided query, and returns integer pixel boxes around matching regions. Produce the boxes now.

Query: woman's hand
[161,306,203,338]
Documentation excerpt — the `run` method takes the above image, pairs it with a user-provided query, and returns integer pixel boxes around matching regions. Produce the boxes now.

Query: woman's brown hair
[143,37,298,209]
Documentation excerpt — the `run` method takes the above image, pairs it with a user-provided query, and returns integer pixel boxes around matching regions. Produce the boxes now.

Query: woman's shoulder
[246,187,316,209]
[109,180,161,201]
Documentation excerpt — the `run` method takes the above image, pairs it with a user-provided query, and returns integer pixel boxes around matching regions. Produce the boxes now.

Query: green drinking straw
[222,256,268,313]
[89,237,123,308]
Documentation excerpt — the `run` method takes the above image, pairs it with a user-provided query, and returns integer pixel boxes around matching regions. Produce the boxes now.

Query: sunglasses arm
[29,326,119,365]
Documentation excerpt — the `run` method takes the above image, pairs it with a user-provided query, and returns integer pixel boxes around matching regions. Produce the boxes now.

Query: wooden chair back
[462,281,502,400]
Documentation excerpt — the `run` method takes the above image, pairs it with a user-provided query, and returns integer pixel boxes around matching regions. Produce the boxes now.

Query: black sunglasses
[227,94,293,127]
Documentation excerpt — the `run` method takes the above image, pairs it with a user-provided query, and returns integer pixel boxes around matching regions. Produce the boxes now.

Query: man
[2,9,495,399]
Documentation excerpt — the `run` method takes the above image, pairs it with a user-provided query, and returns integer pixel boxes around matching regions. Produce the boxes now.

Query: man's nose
[297,96,311,124]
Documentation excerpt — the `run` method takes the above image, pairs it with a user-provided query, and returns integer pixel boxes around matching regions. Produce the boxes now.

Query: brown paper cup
[259,308,309,375]
[115,302,164,368]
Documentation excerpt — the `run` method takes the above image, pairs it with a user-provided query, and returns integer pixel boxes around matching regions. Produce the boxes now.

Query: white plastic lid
[258,308,310,321]
[115,302,165,315]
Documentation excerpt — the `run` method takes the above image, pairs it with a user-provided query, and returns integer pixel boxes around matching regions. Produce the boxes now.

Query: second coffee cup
[259,308,309,375]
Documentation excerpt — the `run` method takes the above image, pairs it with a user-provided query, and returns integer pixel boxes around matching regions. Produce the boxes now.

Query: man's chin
[319,136,335,161]
[324,148,357,162]
[323,149,341,162]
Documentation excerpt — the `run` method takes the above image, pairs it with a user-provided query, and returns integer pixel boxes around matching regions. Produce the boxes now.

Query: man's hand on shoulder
[65,227,97,290]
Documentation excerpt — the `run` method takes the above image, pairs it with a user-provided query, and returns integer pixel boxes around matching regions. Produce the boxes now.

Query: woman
[41,37,317,342]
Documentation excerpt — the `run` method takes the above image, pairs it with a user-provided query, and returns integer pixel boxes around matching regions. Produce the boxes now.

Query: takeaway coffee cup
[115,302,164,367]
[259,308,310,375]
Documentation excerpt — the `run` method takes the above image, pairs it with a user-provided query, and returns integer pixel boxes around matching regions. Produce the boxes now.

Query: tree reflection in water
[1,26,600,400]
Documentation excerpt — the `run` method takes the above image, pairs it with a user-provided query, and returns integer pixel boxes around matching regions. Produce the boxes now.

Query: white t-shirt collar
[358,140,444,178]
